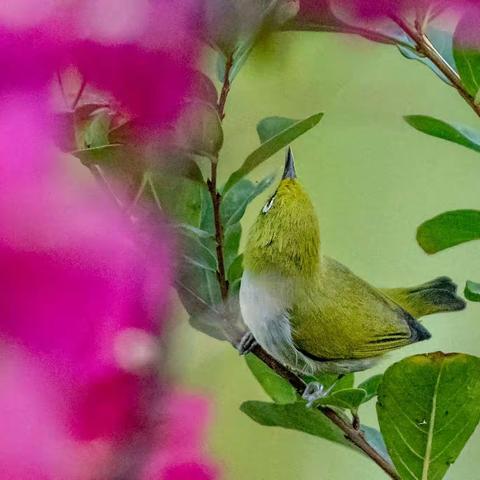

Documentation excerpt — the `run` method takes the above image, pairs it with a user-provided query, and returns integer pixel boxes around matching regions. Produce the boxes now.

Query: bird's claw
[237,331,258,355]
[302,381,333,408]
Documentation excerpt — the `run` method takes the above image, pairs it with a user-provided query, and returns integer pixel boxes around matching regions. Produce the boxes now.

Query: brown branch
[217,53,234,121]
[392,15,480,118]
[251,344,400,480]
[207,171,229,300]
[208,50,399,480]
[208,52,235,301]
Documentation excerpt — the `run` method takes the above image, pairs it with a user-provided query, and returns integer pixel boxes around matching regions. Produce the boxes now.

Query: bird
[239,147,466,403]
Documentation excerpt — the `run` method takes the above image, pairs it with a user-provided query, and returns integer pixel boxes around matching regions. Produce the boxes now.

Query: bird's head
[244,147,320,277]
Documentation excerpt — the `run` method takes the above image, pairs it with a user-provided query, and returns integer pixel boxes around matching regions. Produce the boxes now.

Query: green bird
[239,147,465,400]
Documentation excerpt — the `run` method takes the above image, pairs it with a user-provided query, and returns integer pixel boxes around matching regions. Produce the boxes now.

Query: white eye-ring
[262,195,275,214]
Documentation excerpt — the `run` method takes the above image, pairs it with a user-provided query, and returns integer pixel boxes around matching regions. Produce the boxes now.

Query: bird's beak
[282,146,296,180]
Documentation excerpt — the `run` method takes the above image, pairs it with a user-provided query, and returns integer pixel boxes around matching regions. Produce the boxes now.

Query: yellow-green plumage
[240,148,465,374]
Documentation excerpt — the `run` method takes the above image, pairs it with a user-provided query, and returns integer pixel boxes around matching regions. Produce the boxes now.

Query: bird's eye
[262,195,275,214]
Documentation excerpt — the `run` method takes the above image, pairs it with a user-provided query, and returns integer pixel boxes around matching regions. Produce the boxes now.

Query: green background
[171,31,480,480]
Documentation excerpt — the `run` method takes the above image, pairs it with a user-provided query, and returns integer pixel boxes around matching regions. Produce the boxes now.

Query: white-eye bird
[239,147,466,384]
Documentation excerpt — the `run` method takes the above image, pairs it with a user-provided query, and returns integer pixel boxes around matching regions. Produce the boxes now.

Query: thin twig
[251,345,400,480]
[217,53,234,121]
[208,52,235,301]
[392,15,480,118]
[207,174,229,300]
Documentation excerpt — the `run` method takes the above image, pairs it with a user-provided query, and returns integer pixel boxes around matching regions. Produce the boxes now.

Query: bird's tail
[382,276,466,319]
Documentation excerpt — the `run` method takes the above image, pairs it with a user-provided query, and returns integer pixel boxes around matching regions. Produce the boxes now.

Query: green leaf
[241,400,351,446]
[55,103,109,152]
[404,115,480,153]
[200,187,215,235]
[224,222,242,272]
[465,280,480,302]
[230,278,242,296]
[377,352,480,480]
[177,263,224,340]
[181,237,217,272]
[223,112,323,192]
[214,0,283,83]
[454,14,480,97]
[245,354,297,404]
[311,372,354,392]
[149,171,204,226]
[175,101,223,155]
[256,116,297,143]
[227,253,244,284]
[216,38,255,84]
[221,175,275,227]
[84,110,111,148]
[190,71,218,106]
[205,0,241,57]
[160,155,205,185]
[188,311,226,341]
[73,144,144,196]
[72,144,125,166]
[358,374,383,403]
[241,400,387,458]
[317,388,367,411]
[417,209,480,254]
[176,224,213,240]
[177,223,217,274]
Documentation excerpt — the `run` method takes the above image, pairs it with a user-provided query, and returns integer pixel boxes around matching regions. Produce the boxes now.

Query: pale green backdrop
[171,31,480,480]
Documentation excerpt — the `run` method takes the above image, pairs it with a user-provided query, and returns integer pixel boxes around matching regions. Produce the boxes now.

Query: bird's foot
[237,331,258,355]
[302,381,334,408]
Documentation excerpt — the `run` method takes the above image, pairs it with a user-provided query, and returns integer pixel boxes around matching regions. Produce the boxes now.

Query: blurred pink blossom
[0,0,199,130]
[0,1,218,476]
[298,0,476,26]
[453,4,480,48]
[0,92,218,478]
[332,0,474,19]
[141,392,220,480]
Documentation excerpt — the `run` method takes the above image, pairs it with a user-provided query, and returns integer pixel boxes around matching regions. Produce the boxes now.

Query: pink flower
[0,0,200,130]
[331,0,474,19]
[0,93,178,478]
[452,3,480,49]
[0,3,219,478]
[141,393,220,480]
[297,0,475,27]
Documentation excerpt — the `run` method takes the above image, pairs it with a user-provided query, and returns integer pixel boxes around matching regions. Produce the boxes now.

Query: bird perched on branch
[239,147,465,403]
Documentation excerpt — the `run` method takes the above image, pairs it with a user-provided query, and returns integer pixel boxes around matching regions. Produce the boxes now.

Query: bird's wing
[291,257,431,360]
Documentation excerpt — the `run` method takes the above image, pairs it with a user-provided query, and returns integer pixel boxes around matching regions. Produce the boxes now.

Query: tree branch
[208,53,235,301]
[209,51,400,480]
[217,54,233,121]
[251,344,400,480]
[392,15,480,118]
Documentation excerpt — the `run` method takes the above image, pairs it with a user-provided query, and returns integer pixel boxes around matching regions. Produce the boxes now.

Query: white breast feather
[240,271,318,374]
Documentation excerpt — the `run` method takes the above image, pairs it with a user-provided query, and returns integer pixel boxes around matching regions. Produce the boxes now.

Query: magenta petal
[0,348,73,479]
[161,461,219,480]
[70,41,193,130]
[68,371,145,441]
[163,392,212,451]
